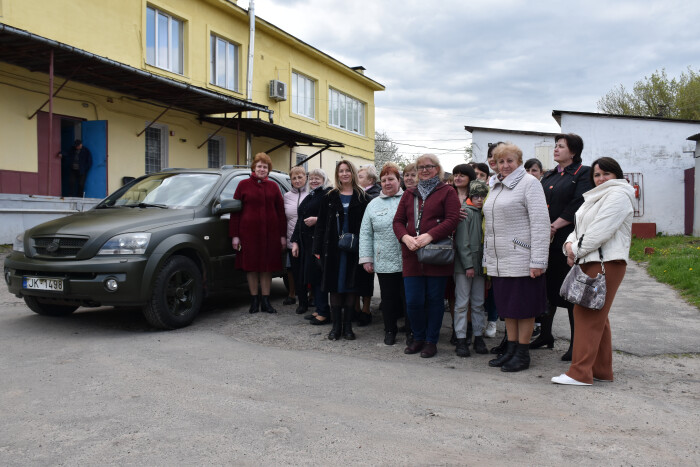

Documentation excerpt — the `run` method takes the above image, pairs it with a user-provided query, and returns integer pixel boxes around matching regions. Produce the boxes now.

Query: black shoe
[501,343,531,372]
[529,334,554,349]
[304,313,317,320]
[450,329,457,346]
[328,308,342,340]
[455,338,470,357]
[310,316,330,325]
[473,336,488,354]
[561,346,573,361]
[260,295,277,314]
[248,295,260,314]
[282,296,296,305]
[466,322,473,346]
[405,332,414,346]
[490,333,508,355]
[342,307,356,340]
[357,312,372,327]
[295,304,308,315]
[489,341,517,367]
[384,331,396,346]
[531,325,541,338]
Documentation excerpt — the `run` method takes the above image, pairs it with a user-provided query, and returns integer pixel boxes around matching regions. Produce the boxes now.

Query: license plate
[23,277,64,292]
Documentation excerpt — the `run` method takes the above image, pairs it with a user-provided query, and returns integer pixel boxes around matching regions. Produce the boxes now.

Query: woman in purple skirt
[482,143,550,372]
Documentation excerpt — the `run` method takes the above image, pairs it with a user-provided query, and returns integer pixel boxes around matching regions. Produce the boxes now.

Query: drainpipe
[246,0,255,165]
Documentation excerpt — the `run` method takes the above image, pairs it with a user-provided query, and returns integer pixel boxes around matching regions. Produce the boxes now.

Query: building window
[207,136,225,168]
[145,123,168,174]
[146,6,184,74]
[210,35,238,91]
[292,72,315,119]
[296,153,308,171]
[329,88,364,135]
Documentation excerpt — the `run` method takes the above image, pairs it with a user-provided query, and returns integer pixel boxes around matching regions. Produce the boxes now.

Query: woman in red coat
[393,154,461,358]
[230,153,287,314]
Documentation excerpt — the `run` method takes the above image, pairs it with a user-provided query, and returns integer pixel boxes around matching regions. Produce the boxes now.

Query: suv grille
[33,237,88,258]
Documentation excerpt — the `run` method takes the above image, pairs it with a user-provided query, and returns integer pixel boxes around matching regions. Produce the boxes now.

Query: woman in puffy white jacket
[552,157,635,386]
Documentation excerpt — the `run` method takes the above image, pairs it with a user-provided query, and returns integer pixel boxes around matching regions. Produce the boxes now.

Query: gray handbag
[414,197,454,265]
[559,234,607,310]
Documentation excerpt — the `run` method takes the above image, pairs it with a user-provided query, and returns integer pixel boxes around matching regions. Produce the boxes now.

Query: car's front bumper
[4,252,150,306]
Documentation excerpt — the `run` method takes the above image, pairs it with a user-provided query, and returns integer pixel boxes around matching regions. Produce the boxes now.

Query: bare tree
[374,131,409,171]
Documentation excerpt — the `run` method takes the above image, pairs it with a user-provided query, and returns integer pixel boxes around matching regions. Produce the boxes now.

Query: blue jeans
[312,282,330,318]
[404,276,448,344]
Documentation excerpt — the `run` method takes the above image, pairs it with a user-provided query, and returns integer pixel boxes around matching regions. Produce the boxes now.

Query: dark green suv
[3,167,291,329]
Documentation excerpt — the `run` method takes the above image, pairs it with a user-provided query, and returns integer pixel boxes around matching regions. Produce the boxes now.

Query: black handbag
[413,197,454,265]
[559,234,607,310]
[336,213,358,253]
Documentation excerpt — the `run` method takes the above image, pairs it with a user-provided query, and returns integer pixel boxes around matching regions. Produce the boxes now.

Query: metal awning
[0,23,270,116]
[203,116,343,148]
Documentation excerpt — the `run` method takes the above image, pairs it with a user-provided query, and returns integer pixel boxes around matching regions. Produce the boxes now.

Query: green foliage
[597,67,700,119]
[629,236,700,308]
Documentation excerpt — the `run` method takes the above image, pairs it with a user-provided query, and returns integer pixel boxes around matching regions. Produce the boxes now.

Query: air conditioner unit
[269,80,287,101]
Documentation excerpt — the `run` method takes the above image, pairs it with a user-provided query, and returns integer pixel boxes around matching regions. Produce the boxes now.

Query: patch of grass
[630,235,700,309]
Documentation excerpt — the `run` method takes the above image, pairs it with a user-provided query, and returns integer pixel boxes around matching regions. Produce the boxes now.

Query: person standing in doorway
[63,139,92,197]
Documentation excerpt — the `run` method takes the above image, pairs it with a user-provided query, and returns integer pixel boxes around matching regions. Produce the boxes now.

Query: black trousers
[377,272,406,334]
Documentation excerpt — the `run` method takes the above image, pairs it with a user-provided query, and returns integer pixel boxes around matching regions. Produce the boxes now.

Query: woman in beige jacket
[552,157,635,386]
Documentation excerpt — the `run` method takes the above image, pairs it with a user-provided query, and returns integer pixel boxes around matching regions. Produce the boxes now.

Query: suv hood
[28,207,195,238]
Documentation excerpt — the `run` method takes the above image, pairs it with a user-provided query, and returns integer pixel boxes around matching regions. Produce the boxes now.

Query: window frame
[292,71,316,120]
[144,122,169,174]
[210,34,239,92]
[146,5,184,75]
[207,136,226,168]
[328,88,365,136]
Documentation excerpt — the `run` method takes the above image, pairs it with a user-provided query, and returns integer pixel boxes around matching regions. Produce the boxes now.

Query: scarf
[417,176,440,200]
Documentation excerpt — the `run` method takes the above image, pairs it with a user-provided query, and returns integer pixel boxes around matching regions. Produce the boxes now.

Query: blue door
[82,120,108,199]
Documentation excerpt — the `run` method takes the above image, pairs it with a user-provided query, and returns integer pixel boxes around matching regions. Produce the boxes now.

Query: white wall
[470,131,556,170]
[560,113,700,235]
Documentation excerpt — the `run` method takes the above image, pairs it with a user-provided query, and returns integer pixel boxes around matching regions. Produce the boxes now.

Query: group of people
[230,133,636,386]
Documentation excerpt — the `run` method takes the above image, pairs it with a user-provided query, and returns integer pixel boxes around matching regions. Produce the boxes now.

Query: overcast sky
[249,0,700,168]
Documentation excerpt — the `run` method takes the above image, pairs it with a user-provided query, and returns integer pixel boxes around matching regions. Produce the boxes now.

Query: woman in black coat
[291,168,332,323]
[531,133,592,360]
[312,160,370,341]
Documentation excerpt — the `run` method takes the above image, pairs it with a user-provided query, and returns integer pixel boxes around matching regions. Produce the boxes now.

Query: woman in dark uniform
[530,134,592,361]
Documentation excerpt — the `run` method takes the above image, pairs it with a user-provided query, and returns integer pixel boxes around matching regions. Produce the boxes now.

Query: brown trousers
[566,260,627,384]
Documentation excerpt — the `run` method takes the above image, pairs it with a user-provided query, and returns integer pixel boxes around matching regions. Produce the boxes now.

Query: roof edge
[464,125,559,137]
[553,109,700,125]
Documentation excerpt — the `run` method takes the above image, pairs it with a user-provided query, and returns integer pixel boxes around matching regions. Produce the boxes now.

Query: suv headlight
[98,233,151,255]
[13,233,25,253]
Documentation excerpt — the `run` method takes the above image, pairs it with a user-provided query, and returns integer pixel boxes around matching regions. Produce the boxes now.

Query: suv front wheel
[143,256,203,330]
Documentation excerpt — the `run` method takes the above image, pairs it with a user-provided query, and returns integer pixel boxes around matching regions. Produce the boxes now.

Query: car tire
[24,296,78,316]
[142,256,203,330]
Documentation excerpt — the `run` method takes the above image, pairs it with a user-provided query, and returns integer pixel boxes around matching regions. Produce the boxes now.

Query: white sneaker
[484,321,497,338]
[551,374,591,386]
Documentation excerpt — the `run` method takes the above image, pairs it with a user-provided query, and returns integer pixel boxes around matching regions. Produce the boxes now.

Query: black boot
[260,295,277,314]
[248,294,260,314]
[466,321,473,345]
[530,306,555,349]
[490,331,508,355]
[562,306,574,361]
[473,336,488,354]
[502,343,531,372]
[328,307,342,340]
[489,341,517,367]
[342,307,356,340]
[455,338,470,357]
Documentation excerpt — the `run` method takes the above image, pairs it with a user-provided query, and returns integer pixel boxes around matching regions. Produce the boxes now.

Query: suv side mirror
[213,198,242,215]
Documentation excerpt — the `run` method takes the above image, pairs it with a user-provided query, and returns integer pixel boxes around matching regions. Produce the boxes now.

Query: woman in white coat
[552,157,635,386]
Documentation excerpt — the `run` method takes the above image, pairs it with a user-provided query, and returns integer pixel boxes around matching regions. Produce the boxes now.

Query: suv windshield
[98,173,220,208]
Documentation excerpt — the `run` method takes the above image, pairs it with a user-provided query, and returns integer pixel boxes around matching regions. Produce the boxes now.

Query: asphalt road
[1,262,699,466]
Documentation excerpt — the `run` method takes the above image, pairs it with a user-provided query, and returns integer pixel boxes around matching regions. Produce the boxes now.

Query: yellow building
[0,0,384,199]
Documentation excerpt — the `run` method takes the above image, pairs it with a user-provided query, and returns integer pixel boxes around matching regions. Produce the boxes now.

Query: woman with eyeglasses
[312,160,370,341]
[393,154,460,358]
